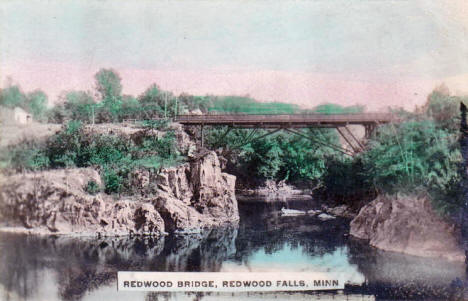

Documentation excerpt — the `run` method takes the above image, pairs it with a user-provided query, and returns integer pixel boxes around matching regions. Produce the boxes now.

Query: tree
[120,95,141,120]
[60,91,96,123]
[26,90,48,122]
[423,85,466,132]
[0,84,26,109]
[138,84,177,118]
[95,68,123,122]
[178,93,211,113]
[95,68,122,100]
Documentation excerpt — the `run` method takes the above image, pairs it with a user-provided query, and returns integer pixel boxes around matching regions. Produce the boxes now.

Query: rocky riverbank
[350,195,465,262]
[0,151,239,236]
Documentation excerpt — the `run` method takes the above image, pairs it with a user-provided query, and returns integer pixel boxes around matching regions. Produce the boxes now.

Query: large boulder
[0,168,165,236]
[350,195,464,262]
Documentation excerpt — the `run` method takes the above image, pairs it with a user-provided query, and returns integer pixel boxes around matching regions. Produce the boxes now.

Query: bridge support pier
[364,124,376,139]
[200,124,204,148]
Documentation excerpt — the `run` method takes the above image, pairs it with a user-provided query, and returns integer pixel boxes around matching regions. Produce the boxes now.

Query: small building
[13,107,32,124]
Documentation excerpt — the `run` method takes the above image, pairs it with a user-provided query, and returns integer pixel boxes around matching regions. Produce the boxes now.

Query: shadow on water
[0,200,466,300]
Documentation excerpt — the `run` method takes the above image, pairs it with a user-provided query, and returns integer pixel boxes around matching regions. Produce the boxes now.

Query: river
[0,199,465,301]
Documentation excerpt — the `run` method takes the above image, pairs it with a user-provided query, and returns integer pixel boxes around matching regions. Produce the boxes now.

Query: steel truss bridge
[173,113,396,156]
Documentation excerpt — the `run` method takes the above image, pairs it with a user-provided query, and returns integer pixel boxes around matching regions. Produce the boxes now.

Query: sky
[1,0,468,110]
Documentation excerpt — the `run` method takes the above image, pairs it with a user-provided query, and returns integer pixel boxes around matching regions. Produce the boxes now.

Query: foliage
[362,121,463,215]
[47,104,68,123]
[320,117,463,216]
[102,167,123,194]
[2,140,50,171]
[208,96,300,114]
[205,102,360,183]
[26,90,48,121]
[0,85,27,108]
[120,95,141,120]
[4,120,182,195]
[62,91,96,123]
[206,127,342,182]
[320,157,374,203]
[178,94,211,114]
[94,68,123,122]
[0,85,48,122]
[423,87,468,132]
[137,84,179,118]
[307,103,365,114]
[140,119,170,132]
[85,180,100,195]
[95,68,122,101]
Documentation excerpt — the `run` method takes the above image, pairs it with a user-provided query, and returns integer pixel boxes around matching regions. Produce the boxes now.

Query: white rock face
[350,195,465,262]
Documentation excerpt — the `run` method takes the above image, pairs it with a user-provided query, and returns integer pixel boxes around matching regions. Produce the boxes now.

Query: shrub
[103,167,123,194]
[85,180,100,195]
[2,140,50,171]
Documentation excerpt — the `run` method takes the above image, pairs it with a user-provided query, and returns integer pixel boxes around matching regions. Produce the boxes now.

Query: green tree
[138,84,164,118]
[120,95,141,120]
[26,90,48,121]
[178,94,211,114]
[138,84,177,118]
[62,91,96,123]
[0,85,27,109]
[47,104,68,123]
[423,85,466,132]
[95,68,122,100]
[95,68,123,122]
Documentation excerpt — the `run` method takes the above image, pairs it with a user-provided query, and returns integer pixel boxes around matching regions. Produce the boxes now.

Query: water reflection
[0,201,465,301]
[348,238,467,299]
[0,228,238,301]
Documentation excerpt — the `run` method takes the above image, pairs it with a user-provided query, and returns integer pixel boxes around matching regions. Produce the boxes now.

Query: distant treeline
[0,68,365,124]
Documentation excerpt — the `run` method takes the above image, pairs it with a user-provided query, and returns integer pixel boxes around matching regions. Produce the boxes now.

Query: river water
[0,200,466,301]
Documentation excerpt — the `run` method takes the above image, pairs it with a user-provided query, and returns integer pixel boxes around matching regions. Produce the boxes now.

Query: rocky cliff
[0,151,238,235]
[350,195,464,262]
[152,151,239,232]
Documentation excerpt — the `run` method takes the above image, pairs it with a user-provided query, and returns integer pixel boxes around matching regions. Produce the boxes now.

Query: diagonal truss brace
[284,128,353,156]
[231,127,283,150]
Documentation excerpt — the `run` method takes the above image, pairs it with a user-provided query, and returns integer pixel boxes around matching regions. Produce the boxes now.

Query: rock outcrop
[350,195,464,262]
[237,179,313,202]
[153,151,239,232]
[0,151,238,235]
[0,168,165,236]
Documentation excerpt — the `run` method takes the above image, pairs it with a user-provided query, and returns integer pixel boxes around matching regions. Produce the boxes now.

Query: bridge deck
[174,113,394,128]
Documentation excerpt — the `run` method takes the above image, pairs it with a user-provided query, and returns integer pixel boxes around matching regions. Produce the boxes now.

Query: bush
[85,180,100,195]
[2,140,50,171]
[3,119,184,196]
[103,168,123,194]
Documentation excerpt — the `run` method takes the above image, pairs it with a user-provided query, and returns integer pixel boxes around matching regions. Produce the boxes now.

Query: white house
[13,107,32,124]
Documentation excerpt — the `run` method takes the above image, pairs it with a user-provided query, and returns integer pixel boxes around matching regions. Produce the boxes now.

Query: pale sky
[1,0,468,110]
